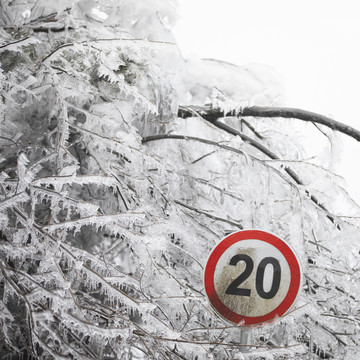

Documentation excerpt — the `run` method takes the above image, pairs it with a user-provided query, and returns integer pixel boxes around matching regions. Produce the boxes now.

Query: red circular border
[204,230,302,326]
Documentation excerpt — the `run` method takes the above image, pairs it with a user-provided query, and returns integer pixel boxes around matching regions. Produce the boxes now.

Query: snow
[90,7,109,21]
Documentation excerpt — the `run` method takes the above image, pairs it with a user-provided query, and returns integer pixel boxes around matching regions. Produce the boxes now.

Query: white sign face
[204,230,302,326]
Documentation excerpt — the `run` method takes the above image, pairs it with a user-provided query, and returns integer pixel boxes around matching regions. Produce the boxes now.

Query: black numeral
[225,255,281,299]
[256,257,281,299]
[225,254,253,296]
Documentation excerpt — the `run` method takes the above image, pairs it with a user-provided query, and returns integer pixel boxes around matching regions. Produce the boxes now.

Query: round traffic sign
[204,230,303,326]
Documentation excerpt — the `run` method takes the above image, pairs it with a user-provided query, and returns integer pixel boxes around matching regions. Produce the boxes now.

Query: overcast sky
[173,0,360,206]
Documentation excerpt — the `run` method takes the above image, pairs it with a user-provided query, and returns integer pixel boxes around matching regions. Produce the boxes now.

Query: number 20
[225,254,281,299]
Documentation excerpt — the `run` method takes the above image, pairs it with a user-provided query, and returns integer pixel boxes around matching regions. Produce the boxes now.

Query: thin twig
[149,334,300,349]
[0,36,30,49]
[192,150,217,164]
[174,199,243,229]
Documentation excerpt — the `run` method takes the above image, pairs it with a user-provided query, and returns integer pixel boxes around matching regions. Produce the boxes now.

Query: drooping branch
[142,133,339,228]
[177,107,305,186]
[178,105,360,142]
[142,134,295,189]
[243,106,360,141]
[176,108,341,228]
[143,134,246,157]
[174,199,243,229]
[0,36,30,49]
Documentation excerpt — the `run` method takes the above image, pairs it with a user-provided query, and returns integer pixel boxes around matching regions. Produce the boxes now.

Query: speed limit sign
[204,230,303,326]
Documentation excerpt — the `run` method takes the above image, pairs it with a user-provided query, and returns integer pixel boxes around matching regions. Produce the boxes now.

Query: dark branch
[0,37,30,49]
[142,134,246,157]
[178,107,304,185]
[176,108,341,228]
[243,106,360,141]
[174,199,243,229]
[240,118,264,139]
[179,105,360,142]
[3,25,71,33]
[32,26,72,33]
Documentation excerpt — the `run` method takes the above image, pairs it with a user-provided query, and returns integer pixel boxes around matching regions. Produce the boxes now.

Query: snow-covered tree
[1,0,360,359]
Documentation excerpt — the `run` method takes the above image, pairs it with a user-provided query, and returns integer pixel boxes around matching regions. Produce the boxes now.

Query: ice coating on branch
[210,87,243,116]
[16,153,34,193]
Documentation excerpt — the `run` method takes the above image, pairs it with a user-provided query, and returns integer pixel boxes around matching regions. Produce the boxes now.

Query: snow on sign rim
[204,230,302,326]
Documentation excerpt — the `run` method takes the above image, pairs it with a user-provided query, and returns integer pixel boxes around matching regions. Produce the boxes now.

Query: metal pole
[239,329,249,353]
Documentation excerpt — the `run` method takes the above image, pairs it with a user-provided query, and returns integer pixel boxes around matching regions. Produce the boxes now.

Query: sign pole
[239,329,249,353]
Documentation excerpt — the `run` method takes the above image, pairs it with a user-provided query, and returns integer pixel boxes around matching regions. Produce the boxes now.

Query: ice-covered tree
[1,0,360,359]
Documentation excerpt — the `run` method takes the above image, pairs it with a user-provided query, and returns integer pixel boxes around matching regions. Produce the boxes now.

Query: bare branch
[179,105,360,142]
[0,37,30,49]
[174,199,243,229]
[242,106,360,142]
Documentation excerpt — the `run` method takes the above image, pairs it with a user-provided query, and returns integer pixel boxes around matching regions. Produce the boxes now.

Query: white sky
[173,0,360,206]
